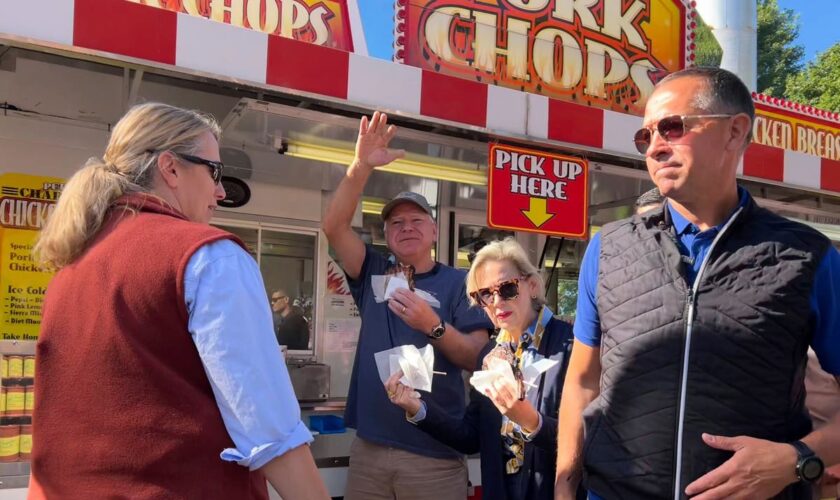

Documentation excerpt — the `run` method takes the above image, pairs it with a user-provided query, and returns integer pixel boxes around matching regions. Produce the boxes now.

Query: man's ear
[156,151,180,189]
[727,113,752,152]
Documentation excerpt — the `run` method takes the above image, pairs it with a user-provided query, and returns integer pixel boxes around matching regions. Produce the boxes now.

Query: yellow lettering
[533,27,583,89]
[825,132,837,160]
[424,7,471,66]
[505,18,530,81]
[807,128,818,155]
[773,122,783,148]
[473,13,530,81]
[473,11,499,73]
[309,6,330,45]
[629,59,656,106]
[412,0,672,112]
[280,0,309,38]
[796,125,808,153]
[210,0,245,27]
[754,116,769,146]
[584,39,629,98]
[602,0,646,49]
[552,0,600,33]
[247,0,280,33]
[507,0,550,12]
[781,122,793,149]
[182,0,202,15]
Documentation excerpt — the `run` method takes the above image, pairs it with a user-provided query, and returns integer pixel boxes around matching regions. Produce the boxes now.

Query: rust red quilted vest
[30,194,268,500]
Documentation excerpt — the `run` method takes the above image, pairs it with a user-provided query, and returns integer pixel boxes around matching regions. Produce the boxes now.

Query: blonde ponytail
[34,103,220,270]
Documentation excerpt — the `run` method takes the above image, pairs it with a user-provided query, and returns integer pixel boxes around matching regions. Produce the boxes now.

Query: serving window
[214,221,318,355]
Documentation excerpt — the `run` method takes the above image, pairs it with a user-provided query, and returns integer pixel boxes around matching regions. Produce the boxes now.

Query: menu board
[0,173,64,341]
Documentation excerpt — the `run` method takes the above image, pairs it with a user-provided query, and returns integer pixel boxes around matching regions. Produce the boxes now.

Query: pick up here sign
[488,144,589,238]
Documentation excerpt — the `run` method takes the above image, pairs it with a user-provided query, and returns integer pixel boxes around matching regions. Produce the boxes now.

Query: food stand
[1,0,838,497]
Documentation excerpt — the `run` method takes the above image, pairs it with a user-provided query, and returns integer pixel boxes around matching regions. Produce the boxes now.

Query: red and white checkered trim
[1,0,838,195]
[753,92,840,123]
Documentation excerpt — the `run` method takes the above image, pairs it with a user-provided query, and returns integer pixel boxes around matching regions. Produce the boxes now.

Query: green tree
[692,0,803,96]
[694,15,722,67]
[555,279,578,318]
[756,0,804,96]
[785,43,840,112]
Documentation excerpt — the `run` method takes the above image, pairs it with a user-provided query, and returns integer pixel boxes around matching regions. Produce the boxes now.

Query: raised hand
[355,111,405,171]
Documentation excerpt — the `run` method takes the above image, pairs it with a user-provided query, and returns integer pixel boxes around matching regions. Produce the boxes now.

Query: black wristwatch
[791,440,824,483]
[427,321,446,340]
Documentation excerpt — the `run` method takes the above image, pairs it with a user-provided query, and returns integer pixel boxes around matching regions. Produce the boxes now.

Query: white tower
[694,0,758,91]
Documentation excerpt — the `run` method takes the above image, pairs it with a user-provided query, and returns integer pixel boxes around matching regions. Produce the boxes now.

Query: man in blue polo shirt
[555,67,840,500]
[323,111,493,499]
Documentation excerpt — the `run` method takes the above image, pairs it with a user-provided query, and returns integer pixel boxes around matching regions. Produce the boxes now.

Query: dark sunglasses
[271,296,287,303]
[470,278,523,307]
[148,150,225,184]
[633,114,733,154]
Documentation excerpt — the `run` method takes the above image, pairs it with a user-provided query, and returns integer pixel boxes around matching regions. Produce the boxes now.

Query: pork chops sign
[488,144,588,237]
[395,0,691,115]
[127,0,354,50]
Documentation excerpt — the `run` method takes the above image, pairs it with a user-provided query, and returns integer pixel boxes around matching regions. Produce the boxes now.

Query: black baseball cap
[381,192,433,221]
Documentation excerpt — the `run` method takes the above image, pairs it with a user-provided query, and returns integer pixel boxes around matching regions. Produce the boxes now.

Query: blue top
[184,239,313,470]
[345,245,494,458]
[414,313,576,500]
[574,189,840,375]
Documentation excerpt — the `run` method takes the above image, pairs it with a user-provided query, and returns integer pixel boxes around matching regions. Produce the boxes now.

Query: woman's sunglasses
[174,152,225,184]
[632,114,733,154]
[470,278,523,307]
[148,150,225,184]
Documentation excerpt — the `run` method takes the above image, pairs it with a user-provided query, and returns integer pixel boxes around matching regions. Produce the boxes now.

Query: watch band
[791,440,824,483]
[427,321,445,339]
[791,440,815,460]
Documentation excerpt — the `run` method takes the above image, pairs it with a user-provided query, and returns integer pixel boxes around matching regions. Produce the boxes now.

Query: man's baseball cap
[381,192,433,221]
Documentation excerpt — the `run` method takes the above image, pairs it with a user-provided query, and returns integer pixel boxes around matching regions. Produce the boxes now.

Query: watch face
[801,457,824,481]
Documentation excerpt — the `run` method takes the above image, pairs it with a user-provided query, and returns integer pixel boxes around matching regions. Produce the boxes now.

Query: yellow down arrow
[522,197,554,228]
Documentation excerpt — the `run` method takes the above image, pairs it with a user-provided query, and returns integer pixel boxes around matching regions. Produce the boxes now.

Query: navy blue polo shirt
[344,246,493,458]
[574,188,840,372]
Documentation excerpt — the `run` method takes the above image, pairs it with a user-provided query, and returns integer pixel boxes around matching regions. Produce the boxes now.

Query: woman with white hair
[385,238,578,499]
[30,103,327,499]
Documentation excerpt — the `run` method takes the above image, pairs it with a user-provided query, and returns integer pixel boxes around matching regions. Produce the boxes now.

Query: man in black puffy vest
[554,67,840,500]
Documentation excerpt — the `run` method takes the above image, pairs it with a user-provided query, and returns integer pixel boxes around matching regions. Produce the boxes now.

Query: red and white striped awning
[1,0,838,195]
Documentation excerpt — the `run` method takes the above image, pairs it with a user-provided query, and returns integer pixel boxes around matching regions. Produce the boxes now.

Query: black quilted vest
[583,193,829,500]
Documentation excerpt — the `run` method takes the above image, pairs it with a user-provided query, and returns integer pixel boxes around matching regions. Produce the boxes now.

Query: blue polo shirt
[344,246,494,458]
[574,188,840,374]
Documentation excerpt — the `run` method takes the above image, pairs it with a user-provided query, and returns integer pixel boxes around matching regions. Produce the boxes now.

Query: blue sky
[358,0,840,65]
[357,0,395,60]
[778,0,840,63]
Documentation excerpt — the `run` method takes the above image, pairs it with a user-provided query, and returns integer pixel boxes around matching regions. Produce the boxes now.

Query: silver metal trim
[673,205,744,499]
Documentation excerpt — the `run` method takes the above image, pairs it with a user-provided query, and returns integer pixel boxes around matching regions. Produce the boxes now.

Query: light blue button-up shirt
[184,239,313,470]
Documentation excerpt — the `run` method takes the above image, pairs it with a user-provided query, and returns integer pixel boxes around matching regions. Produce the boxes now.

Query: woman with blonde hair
[31,102,328,500]
[385,237,580,499]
